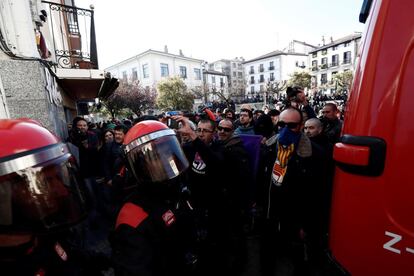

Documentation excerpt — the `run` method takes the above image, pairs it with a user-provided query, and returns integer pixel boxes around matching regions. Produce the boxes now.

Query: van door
[329,0,414,275]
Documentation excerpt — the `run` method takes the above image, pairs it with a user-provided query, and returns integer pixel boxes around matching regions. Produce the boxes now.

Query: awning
[55,68,118,101]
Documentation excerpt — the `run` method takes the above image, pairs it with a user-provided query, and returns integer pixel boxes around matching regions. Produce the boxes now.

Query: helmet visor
[127,135,189,183]
[0,154,87,233]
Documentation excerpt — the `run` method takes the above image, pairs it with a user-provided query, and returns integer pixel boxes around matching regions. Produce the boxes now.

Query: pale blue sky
[76,0,365,68]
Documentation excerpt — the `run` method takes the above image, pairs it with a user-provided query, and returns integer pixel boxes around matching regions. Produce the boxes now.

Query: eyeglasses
[196,128,214,134]
[277,121,301,129]
[217,126,233,132]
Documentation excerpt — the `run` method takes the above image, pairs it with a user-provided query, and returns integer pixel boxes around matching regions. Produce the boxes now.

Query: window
[344,41,350,47]
[270,72,274,81]
[232,63,236,68]
[237,72,243,78]
[132,67,138,81]
[194,68,201,80]
[249,66,254,74]
[238,64,242,70]
[122,71,127,81]
[260,85,264,92]
[343,51,352,64]
[233,72,237,77]
[331,55,338,67]
[250,76,255,84]
[220,78,224,87]
[312,60,318,71]
[322,49,328,55]
[321,73,327,84]
[259,64,264,72]
[259,74,264,83]
[212,76,216,83]
[321,57,328,69]
[142,64,149,78]
[312,52,317,58]
[332,45,338,51]
[179,66,187,79]
[251,86,254,93]
[160,63,169,77]
[269,61,274,70]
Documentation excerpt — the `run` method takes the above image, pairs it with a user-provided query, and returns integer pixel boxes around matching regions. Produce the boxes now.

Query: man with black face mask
[260,107,325,276]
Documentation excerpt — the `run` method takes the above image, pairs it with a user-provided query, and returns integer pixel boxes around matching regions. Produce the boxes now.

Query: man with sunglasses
[261,107,325,276]
[176,116,239,274]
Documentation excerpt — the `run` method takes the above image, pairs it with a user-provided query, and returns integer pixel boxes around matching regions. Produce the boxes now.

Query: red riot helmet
[123,120,189,183]
[0,119,87,234]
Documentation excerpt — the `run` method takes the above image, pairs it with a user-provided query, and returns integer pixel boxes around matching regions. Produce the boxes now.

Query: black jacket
[111,185,192,276]
[182,138,225,211]
[264,134,326,235]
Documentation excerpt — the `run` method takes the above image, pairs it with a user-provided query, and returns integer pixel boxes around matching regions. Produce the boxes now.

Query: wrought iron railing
[42,1,98,69]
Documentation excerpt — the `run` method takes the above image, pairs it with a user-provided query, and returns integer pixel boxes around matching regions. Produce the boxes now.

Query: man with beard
[234,108,255,135]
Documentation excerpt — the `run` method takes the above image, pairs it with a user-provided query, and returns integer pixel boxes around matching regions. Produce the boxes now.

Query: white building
[243,51,309,98]
[202,70,229,102]
[105,47,204,91]
[309,33,362,93]
[208,57,245,100]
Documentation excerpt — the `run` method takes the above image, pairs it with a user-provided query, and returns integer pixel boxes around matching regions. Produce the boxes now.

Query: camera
[167,118,180,129]
[165,111,181,129]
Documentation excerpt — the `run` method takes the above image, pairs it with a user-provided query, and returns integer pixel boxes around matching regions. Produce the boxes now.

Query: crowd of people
[1,86,345,275]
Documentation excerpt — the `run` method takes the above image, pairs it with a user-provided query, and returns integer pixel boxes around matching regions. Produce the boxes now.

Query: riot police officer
[0,119,93,275]
[111,120,195,276]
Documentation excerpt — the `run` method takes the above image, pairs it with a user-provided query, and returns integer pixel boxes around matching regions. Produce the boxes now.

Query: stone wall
[0,59,68,139]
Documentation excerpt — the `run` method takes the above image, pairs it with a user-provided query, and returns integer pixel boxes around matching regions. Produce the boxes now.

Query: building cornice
[105,49,204,71]
[243,51,307,64]
[309,34,362,54]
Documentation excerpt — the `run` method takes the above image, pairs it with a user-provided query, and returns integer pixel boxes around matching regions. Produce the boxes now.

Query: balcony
[41,1,118,102]
[268,66,275,70]
[250,80,255,84]
[249,70,255,74]
[259,67,264,72]
[259,78,265,83]
[311,66,318,72]
[320,64,328,70]
[343,59,352,64]
[330,62,339,67]
[269,77,275,81]
[42,1,98,69]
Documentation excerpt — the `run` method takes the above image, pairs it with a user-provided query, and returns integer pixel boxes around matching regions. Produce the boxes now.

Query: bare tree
[116,80,157,117]
[102,89,126,119]
[266,80,288,100]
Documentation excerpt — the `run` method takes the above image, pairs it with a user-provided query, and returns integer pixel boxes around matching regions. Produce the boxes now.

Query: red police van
[329,0,414,275]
